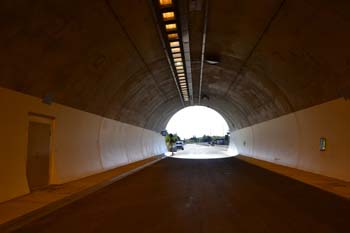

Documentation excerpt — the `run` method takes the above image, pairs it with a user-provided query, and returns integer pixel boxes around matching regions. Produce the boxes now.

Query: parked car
[175,141,184,150]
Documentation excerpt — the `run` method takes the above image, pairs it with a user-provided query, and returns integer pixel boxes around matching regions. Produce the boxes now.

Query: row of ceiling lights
[159,0,189,102]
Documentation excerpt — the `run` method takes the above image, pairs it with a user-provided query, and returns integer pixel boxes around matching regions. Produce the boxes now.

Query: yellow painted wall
[0,87,166,203]
[231,98,350,181]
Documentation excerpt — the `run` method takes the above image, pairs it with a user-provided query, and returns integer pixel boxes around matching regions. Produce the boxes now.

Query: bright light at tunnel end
[166,106,229,139]
[165,106,239,157]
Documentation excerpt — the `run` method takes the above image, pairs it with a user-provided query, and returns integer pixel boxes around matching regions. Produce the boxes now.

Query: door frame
[27,112,56,186]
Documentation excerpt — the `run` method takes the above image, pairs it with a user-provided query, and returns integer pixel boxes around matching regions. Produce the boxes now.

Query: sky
[166,106,229,139]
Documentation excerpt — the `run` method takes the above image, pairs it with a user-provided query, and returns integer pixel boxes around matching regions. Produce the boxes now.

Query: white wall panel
[251,114,299,167]
[0,87,167,203]
[54,106,104,183]
[123,124,145,162]
[99,118,129,170]
[231,98,350,181]
[231,127,254,157]
[296,99,350,180]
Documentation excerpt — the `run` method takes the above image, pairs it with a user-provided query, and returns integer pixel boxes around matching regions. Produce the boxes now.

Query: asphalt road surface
[12,146,350,233]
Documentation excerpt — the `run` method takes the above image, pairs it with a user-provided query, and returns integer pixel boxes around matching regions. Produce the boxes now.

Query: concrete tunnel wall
[229,98,350,182]
[1,0,350,206]
[0,87,167,203]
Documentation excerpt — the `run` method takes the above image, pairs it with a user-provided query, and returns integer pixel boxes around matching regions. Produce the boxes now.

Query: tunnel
[0,0,349,232]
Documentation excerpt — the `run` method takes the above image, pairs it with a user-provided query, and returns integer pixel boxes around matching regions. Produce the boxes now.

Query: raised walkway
[236,155,350,199]
[0,156,164,232]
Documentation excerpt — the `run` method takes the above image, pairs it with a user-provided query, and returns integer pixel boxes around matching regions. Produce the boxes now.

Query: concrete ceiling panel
[0,0,349,132]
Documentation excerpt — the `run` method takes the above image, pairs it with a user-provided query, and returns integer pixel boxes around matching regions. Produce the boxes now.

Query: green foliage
[165,133,179,143]
[165,133,181,152]
[200,135,213,143]
[184,133,230,145]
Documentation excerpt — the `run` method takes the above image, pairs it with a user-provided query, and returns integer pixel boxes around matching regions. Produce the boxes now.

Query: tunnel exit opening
[165,106,237,159]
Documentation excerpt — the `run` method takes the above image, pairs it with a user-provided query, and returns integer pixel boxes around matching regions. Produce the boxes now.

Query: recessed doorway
[26,114,54,191]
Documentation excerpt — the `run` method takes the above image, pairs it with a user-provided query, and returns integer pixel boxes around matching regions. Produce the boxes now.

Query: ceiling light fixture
[159,0,173,7]
[172,53,181,58]
[168,33,179,40]
[162,12,175,21]
[154,0,190,103]
[205,59,220,65]
[165,23,177,31]
[171,47,181,53]
[170,41,180,48]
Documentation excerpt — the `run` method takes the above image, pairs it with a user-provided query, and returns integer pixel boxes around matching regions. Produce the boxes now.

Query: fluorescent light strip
[162,12,175,21]
[159,0,173,6]
[165,23,177,31]
[160,7,190,103]
[168,33,178,40]
[171,47,181,53]
[172,53,181,58]
[170,41,180,48]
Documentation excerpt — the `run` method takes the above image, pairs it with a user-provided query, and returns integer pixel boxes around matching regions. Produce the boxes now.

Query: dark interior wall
[1,0,349,132]
[194,0,350,129]
[0,0,183,132]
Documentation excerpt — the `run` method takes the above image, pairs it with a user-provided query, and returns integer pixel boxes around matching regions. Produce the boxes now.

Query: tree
[200,135,213,143]
[165,133,178,155]
[190,136,197,143]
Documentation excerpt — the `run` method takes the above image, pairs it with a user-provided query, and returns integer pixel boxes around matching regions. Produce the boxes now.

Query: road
[171,143,233,159]
[12,146,350,233]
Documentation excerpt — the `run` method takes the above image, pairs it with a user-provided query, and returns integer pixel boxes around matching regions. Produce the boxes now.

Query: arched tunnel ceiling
[0,0,349,133]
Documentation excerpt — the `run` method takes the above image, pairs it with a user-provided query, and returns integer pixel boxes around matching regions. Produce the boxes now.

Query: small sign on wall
[320,137,327,151]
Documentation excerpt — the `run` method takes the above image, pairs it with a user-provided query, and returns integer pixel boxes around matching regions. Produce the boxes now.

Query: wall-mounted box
[320,137,327,151]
